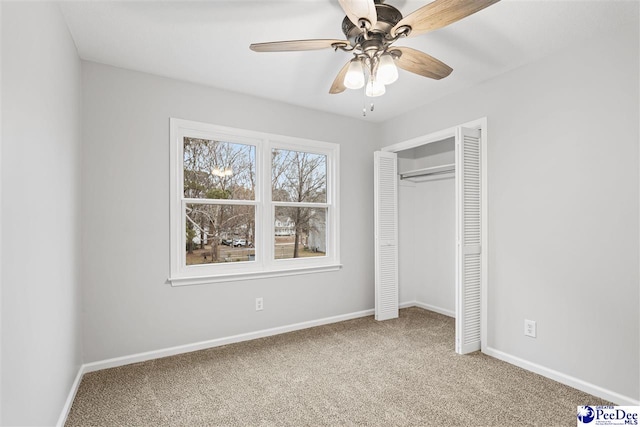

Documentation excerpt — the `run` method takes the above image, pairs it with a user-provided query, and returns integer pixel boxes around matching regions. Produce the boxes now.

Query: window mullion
[262,139,274,266]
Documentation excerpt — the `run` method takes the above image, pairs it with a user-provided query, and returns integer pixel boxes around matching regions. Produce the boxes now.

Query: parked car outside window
[233,239,253,247]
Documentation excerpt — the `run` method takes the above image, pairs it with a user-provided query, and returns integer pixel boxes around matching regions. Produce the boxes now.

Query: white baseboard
[57,307,638,425]
[56,364,85,427]
[414,301,455,318]
[401,304,637,405]
[400,300,455,318]
[484,346,640,406]
[82,308,373,373]
[58,308,375,424]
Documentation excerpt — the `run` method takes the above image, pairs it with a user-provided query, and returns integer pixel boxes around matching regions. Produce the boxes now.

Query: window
[272,148,327,260]
[183,138,256,266]
[169,119,340,286]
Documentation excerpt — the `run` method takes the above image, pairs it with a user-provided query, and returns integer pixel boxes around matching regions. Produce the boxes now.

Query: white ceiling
[59,0,637,122]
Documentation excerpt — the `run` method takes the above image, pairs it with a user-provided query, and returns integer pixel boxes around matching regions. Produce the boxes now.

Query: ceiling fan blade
[338,0,377,28]
[250,39,348,52]
[391,47,453,80]
[329,61,352,94]
[392,0,500,38]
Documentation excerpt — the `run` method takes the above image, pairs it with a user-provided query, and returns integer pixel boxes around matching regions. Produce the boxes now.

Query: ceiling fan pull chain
[370,103,375,112]
[362,91,367,116]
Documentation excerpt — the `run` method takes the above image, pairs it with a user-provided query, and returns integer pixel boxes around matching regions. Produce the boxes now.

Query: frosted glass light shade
[377,53,398,85]
[344,59,365,90]
[365,77,385,97]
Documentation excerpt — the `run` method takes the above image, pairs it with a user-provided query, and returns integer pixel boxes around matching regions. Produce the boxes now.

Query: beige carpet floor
[66,307,609,426]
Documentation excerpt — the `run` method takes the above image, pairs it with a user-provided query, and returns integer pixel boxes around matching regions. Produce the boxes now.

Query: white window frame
[169,118,341,286]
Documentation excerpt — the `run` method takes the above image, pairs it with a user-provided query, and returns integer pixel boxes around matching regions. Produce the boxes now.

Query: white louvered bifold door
[374,151,399,321]
[455,127,482,354]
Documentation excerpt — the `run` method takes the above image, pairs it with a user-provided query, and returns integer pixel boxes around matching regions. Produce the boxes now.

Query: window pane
[184,138,256,200]
[185,203,255,265]
[274,207,326,259]
[272,149,326,203]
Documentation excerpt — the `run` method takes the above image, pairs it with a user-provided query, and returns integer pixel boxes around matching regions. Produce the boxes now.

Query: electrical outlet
[524,319,536,338]
[255,297,263,311]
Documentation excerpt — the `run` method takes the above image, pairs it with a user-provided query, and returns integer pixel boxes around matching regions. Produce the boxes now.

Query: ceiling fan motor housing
[341,2,403,48]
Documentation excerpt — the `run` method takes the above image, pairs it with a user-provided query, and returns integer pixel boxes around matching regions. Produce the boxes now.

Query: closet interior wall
[398,138,456,316]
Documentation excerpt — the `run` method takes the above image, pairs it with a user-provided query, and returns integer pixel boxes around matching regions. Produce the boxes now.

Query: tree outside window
[272,149,327,260]
[183,138,256,265]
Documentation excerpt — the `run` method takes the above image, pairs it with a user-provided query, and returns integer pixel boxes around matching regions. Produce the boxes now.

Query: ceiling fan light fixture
[365,77,385,97]
[344,59,365,89]
[377,53,398,85]
[212,167,233,177]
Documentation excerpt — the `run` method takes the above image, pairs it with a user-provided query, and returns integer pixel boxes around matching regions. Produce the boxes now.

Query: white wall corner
[56,366,84,427]
[413,301,455,318]
[399,301,417,309]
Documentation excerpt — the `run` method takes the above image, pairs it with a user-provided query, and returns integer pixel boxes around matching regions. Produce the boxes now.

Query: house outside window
[274,216,295,236]
[169,118,340,286]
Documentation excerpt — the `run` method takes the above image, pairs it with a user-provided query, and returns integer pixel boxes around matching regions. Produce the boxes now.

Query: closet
[399,137,456,321]
[374,124,484,355]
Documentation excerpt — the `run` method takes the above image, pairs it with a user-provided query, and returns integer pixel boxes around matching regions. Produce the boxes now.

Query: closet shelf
[399,163,455,180]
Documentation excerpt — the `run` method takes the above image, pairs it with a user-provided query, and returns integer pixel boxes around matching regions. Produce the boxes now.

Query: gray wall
[80,62,380,362]
[414,178,455,314]
[1,2,83,425]
[398,180,417,304]
[380,19,640,401]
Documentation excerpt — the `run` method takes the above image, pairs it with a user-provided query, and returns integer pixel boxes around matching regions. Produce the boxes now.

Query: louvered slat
[463,252,481,345]
[456,127,482,354]
[374,151,399,321]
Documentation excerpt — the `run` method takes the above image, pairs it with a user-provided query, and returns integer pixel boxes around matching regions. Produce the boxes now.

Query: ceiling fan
[250,0,501,99]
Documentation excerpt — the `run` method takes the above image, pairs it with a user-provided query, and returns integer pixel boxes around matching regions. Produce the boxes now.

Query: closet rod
[399,163,455,180]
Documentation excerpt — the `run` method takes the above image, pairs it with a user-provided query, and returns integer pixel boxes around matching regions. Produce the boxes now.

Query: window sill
[168,264,343,287]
